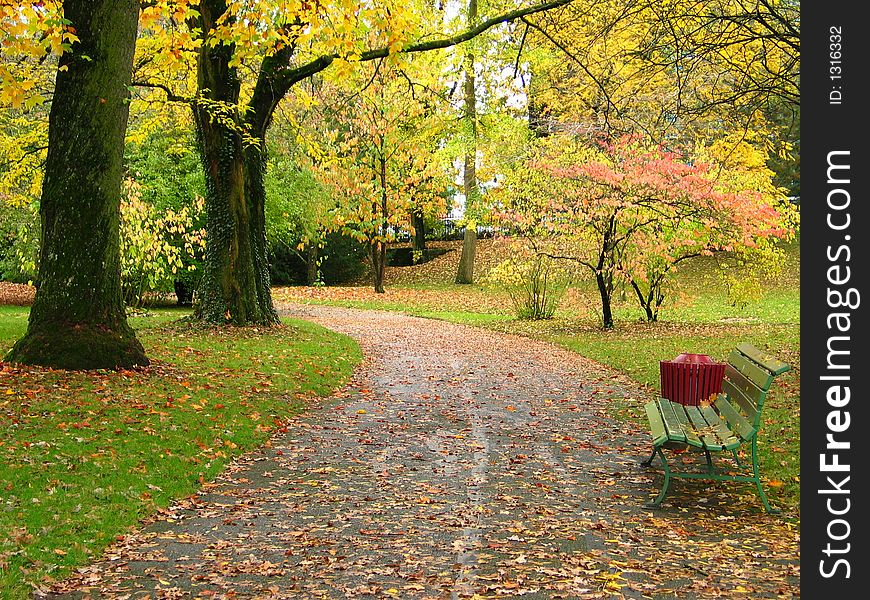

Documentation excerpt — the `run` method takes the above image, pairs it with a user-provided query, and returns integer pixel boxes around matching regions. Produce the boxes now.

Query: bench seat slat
[697,405,742,450]
[653,399,706,448]
[685,405,728,450]
[655,398,687,443]
[670,401,704,448]
[644,401,669,446]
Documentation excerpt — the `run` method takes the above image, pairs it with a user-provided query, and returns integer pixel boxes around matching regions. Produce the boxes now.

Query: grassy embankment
[0,309,360,598]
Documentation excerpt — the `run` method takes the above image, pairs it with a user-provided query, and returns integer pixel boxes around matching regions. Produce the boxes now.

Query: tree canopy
[0,0,800,366]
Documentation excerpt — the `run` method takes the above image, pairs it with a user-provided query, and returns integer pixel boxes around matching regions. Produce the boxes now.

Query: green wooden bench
[641,343,790,513]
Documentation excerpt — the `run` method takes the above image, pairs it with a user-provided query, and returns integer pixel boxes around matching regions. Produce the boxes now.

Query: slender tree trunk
[455,0,479,285]
[6,0,147,370]
[456,227,477,283]
[192,0,278,326]
[371,242,387,294]
[372,155,388,293]
[630,280,655,322]
[596,272,615,329]
[411,208,426,253]
[595,219,617,329]
[306,243,319,285]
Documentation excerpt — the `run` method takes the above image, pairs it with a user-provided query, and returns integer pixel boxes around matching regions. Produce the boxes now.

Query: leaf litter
[44,305,798,599]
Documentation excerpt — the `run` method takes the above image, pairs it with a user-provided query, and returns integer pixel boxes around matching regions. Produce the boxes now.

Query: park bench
[641,343,790,513]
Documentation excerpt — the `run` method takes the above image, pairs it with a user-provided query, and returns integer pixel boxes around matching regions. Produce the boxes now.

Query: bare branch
[131,80,192,104]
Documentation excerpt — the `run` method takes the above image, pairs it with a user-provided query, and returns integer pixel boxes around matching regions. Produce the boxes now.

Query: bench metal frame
[641,343,790,514]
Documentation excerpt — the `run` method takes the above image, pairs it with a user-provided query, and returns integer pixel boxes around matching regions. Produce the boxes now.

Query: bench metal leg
[751,440,780,514]
[704,449,716,474]
[644,447,672,508]
[641,446,657,467]
[731,448,742,467]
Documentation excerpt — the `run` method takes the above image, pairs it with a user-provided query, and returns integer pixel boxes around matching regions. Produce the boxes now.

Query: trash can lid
[672,353,714,364]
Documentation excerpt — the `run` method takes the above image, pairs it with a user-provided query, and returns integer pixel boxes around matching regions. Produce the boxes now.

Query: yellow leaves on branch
[120,179,206,306]
[0,1,75,109]
[0,113,47,207]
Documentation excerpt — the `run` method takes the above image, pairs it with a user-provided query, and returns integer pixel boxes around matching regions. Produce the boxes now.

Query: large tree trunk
[6,0,147,370]
[455,0,479,285]
[192,1,278,326]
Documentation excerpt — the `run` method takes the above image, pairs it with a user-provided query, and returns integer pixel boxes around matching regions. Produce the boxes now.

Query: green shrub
[485,255,569,320]
[120,179,206,307]
[0,202,38,283]
[319,232,369,285]
[269,243,308,285]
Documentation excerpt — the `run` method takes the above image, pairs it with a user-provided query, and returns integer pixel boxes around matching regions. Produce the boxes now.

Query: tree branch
[263,0,576,115]
[131,81,192,104]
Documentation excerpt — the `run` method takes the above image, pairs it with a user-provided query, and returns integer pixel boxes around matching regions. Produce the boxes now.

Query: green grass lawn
[0,308,361,598]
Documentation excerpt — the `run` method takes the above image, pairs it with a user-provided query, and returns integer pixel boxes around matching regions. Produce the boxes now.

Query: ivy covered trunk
[6,0,147,370]
[192,1,278,326]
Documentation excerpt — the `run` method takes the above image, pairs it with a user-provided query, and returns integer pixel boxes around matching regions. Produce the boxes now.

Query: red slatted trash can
[659,353,726,406]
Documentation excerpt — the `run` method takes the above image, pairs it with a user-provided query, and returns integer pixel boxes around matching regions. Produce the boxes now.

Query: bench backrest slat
[714,393,756,440]
[718,344,791,432]
[736,342,790,375]
[723,364,766,405]
[721,376,762,426]
[727,350,774,390]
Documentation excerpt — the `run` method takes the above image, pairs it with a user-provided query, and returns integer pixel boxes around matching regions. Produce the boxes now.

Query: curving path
[45,305,799,599]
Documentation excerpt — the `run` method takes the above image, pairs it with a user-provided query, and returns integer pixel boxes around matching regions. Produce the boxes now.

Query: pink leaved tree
[495,134,795,328]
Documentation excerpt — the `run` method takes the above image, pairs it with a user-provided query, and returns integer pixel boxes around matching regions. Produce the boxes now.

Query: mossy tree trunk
[5,0,147,370]
[192,0,278,326]
[455,0,479,285]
